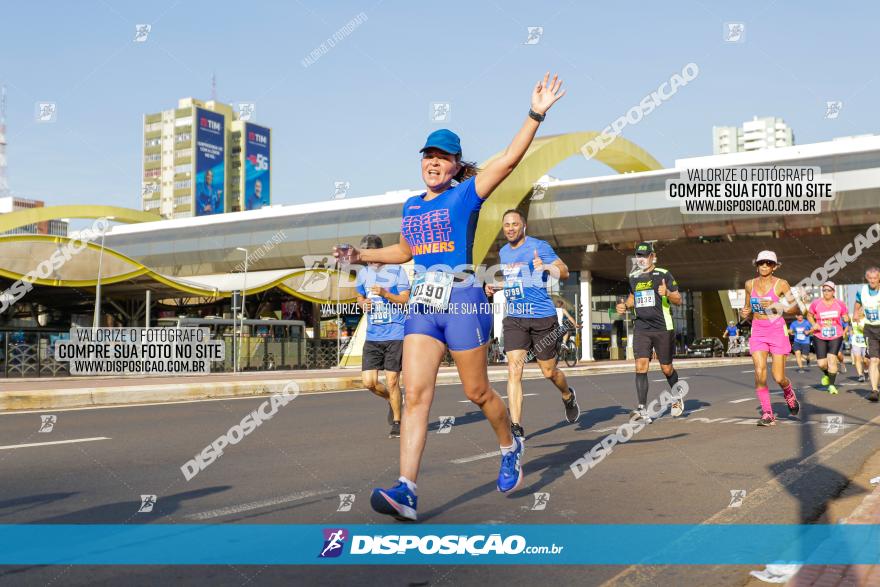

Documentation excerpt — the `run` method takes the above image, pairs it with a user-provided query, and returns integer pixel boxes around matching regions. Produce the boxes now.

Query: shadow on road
[30,485,231,524]
[0,493,78,519]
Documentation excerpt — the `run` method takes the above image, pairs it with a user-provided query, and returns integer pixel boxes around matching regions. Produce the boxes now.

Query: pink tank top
[750,278,780,318]
[808,298,847,340]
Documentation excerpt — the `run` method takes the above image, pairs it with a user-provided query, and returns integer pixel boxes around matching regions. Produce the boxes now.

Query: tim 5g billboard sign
[244,123,271,210]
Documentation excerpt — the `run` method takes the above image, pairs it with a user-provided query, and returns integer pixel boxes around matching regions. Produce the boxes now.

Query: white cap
[754,250,780,266]
[822,280,836,289]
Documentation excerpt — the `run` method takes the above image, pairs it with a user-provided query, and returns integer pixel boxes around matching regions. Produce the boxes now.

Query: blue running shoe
[371,481,418,521]
[497,436,524,493]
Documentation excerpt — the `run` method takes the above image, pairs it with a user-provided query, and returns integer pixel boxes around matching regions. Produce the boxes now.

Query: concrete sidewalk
[0,357,752,411]
[787,482,880,587]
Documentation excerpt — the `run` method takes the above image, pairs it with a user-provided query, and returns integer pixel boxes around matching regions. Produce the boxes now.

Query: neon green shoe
[821,375,830,386]
[828,384,839,395]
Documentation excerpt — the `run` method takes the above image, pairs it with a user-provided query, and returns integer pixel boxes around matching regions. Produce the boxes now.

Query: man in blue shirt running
[486,209,580,438]
[789,312,813,373]
[355,235,411,438]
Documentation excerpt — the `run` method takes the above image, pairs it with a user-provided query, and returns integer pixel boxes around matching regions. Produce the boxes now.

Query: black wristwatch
[528,109,545,122]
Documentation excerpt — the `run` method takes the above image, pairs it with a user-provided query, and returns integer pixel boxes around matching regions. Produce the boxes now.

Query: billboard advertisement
[243,123,270,210]
[194,107,225,216]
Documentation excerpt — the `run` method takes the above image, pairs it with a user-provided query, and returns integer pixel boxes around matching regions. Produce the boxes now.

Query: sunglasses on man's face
[822,288,834,292]
[757,260,776,267]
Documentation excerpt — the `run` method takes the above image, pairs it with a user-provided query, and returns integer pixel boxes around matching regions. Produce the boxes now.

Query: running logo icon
[134,24,151,42]
[437,416,455,434]
[724,22,745,43]
[237,102,256,122]
[301,255,333,294]
[35,102,57,123]
[430,103,450,123]
[337,494,355,512]
[530,180,549,201]
[333,181,350,200]
[524,27,544,45]
[138,495,157,513]
[318,528,348,558]
[823,415,844,434]
[531,493,550,511]
[38,415,57,433]
[825,101,843,119]
[728,489,746,508]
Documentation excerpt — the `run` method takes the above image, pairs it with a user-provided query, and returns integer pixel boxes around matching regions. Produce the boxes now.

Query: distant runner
[740,250,800,426]
[853,266,880,402]
[615,242,685,423]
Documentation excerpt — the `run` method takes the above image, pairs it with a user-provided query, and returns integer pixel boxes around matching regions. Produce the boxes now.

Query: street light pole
[235,247,248,373]
[93,216,115,329]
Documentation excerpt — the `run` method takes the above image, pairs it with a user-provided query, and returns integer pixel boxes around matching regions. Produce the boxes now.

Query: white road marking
[652,377,691,382]
[451,450,502,464]
[729,390,783,403]
[186,489,333,520]
[0,437,110,450]
[685,408,707,415]
[1,363,753,415]
[741,369,755,373]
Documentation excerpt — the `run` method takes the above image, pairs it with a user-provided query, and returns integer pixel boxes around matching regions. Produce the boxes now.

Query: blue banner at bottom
[1,524,879,565]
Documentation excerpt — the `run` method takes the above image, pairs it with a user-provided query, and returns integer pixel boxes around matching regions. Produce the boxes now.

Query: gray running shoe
[563,388,581,423]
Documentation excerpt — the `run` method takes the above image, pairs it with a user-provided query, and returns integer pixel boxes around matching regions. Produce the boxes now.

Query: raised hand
[532,249,544,273]
[657,279,667,297]
[531,72,566,116]
[332,244,360,265]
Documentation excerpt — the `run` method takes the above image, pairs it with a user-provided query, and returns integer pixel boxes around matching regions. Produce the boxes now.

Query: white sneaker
[629,405,653,424]
[670,397,684,418]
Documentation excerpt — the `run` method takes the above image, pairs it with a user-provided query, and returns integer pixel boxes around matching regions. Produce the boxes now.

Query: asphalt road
[1,362,879,586]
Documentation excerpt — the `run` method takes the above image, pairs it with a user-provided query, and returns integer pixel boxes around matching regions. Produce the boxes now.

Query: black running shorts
[865,324,880,358]
[814,337,843,358]
[503,315,561,361]
[633,329,675,364]
[362,340,403,372]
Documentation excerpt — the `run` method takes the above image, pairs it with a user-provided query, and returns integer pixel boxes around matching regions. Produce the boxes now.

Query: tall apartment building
[0,196,69,236]
[712,116,794,155]
[142,98,271,219]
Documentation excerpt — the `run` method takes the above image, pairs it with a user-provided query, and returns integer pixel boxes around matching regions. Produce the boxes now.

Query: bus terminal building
[1,133,879,376]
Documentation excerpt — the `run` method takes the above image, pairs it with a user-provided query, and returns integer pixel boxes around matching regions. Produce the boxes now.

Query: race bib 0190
[410,271,454,310]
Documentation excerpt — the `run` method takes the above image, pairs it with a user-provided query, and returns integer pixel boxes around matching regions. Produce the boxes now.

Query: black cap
[635,242,654,256]
[359,234,384,249]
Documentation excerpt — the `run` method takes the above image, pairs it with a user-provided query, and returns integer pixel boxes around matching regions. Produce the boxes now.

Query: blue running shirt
[498,236,559,319]
[356,264,410,341]
[400,177,483,270]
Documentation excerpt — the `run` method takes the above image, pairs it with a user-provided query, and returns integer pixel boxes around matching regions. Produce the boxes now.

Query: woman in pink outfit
[740,250,801,426]
[806,281,850,395]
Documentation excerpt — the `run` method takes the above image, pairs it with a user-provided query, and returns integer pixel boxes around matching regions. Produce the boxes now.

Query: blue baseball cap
[420,129,462,156]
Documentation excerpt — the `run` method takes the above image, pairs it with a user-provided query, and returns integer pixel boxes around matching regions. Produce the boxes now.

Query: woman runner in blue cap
[334,72,565,521]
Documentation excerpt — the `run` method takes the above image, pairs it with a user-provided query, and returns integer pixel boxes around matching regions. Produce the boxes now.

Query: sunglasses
[822,287,834,292]
[756,260,777,267]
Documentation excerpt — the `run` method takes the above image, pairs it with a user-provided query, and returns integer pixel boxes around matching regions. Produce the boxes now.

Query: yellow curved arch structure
[472,131,663,265]
[0,205,161,234]
[0,234,358,302]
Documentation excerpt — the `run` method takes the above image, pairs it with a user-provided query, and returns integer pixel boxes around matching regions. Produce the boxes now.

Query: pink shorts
[749,317,791,355]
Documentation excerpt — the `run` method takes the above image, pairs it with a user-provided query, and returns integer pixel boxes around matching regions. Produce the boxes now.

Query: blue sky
[1,0,877,208]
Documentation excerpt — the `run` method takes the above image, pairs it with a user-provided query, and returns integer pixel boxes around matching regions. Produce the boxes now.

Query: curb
[0,357,753,412]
